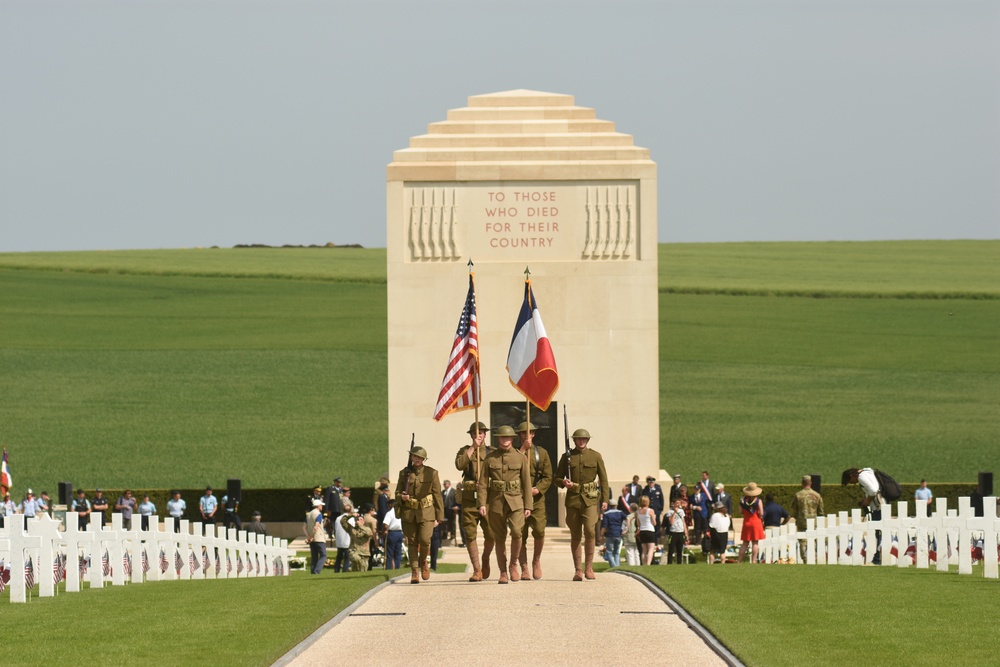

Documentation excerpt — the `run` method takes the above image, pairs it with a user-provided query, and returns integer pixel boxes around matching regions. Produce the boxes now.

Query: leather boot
[532,537,545,579]
[467,542,483,582]
[518,540,529,582]
[495,542,508,584]
[572,540,583,581]
[584,540,596,580]
[410,566,420,584]
[419,546,430,580]
[509,539,523,582]
[482,539,494,580]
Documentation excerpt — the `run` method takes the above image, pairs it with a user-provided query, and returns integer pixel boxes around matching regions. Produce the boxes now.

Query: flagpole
[467,259,483,511]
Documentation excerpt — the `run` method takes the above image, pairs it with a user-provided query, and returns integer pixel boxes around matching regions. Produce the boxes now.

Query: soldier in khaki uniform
[790,474,824,562]
[396,446,444,584]
[555,428,609,581]
[339,506,375,572]
[478,425,532,584]
[455,421,495,582]
[515,421,552,580]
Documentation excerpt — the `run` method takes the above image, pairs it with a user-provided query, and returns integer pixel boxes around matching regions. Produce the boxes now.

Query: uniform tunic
[556,447,610,541]
[395,464,444,561]
[791,487,824,560]
[477,447,532,544]
[341,514,375,572]
[455,444,494,543]
[520,445,553,539]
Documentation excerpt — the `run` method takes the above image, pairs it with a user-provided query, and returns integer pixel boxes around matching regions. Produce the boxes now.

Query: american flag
[79,555,89,578]
[236,552,244,574]
[227,552,232,574]
[25,557,35,589]
[202,549,210,572]
[53,554,63,585]
[264,557,270,576]
[247,555,254,575]
[0,560,7,593]
[142,549,149,574]
[214,550,221,575]
[255,554,261,575]
[123,553,132,577]
[102,550,110,576]
[159,549,168,574]
[189,551,199,574]
[432,273,480,420]
[174,549,183,575]
[275,557,283,576]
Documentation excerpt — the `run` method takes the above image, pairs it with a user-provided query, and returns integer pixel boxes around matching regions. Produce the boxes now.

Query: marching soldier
[555,428,609,581]
[478,425,531,584]
[396,446,444,584]
[455,421,496,581]
[516,421,552,580]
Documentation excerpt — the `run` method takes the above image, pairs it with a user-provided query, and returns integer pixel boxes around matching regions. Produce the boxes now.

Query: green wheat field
[2,240,999,666]
[1,241,998,492]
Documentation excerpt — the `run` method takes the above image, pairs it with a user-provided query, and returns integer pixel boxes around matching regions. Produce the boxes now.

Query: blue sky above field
[1,0,997,252]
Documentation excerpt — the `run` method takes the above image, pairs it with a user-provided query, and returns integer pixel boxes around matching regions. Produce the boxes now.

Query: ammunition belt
[404,495,434,510]
[490,479,522,493]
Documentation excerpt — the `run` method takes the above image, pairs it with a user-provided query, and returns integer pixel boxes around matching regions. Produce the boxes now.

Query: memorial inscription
[404,182,637,262]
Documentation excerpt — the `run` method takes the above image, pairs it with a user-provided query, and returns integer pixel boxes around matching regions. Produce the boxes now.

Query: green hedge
[67,483,976,524]
[65,486,377,523]
[730,482,978,517]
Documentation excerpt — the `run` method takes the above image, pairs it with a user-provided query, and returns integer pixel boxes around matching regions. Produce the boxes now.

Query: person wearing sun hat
[738,482,765,563]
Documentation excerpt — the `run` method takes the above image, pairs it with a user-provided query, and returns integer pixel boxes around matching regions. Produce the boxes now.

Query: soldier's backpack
[873,469,902,502]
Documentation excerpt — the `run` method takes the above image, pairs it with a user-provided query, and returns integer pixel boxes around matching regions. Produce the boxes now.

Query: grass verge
[624,564,1000,666]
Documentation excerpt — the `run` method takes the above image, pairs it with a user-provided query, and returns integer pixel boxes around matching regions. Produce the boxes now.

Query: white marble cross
[964,495,999,579]
[61,512,97,593]
[2,515,43,603]
[26,514,63,597]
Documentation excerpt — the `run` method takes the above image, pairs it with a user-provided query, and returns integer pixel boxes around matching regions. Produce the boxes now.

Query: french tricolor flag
[506,280,559,410]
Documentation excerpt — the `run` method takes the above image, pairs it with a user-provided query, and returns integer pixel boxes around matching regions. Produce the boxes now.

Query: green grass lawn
[1,241,997,491]
[2,563,468,665]
[4,571,388,665]
[627,564,1000,666]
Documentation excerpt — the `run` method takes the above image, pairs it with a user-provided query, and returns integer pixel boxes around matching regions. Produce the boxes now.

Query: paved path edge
[271,573,409,667]
[612,570,745,667]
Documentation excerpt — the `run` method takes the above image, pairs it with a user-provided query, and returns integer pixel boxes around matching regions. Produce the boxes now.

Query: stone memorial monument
[386,90,659,499]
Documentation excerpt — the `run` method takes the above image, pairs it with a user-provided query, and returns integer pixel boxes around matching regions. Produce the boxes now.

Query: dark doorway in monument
[489,400,560,527]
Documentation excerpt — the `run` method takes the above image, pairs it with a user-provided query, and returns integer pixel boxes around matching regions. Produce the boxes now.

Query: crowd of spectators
[1,485,268,538]
[596,470,828,566]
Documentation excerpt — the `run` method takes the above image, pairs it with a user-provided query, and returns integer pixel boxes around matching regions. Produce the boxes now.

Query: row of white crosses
[758,496,999,579]
[1,511,294,603]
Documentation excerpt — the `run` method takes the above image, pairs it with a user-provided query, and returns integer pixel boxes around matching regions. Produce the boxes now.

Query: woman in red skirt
[738,482,765,564]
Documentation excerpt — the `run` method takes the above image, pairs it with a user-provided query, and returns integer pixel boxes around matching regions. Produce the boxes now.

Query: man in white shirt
[333,500,354,572]
[842,467,883,564]
[381,499,404,570]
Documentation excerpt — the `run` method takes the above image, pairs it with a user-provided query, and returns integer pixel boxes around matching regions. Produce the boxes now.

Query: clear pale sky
[2,0,997,252]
